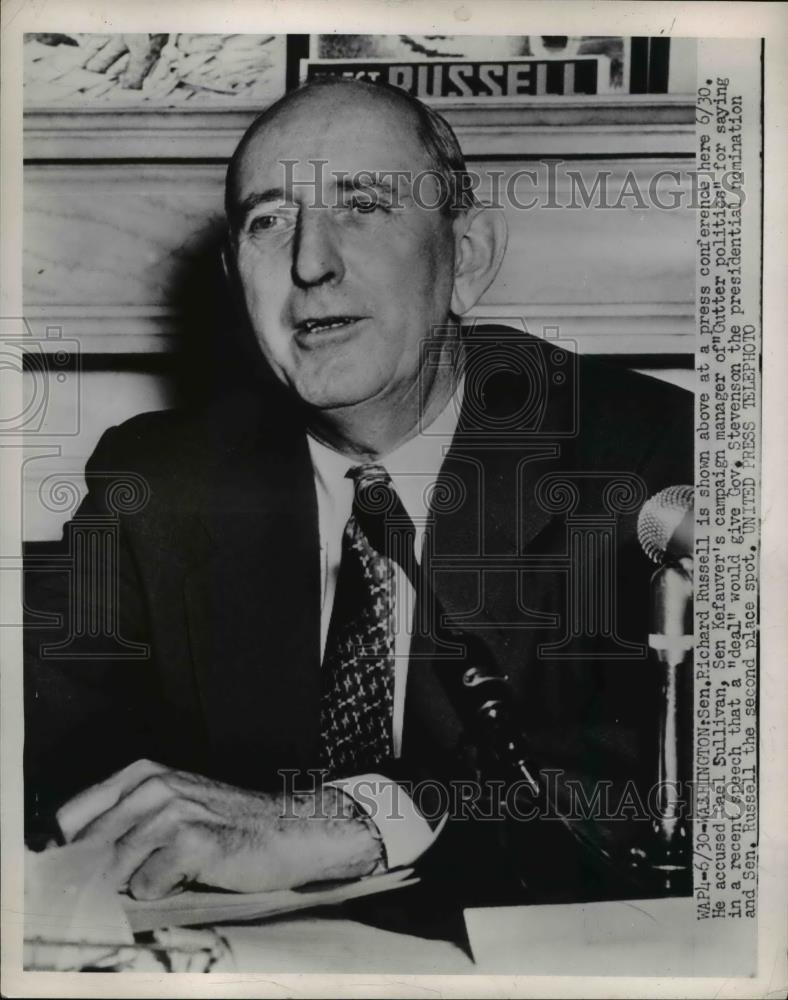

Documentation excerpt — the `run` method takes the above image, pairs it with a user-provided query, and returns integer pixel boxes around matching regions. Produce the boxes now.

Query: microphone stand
[628,555,693,893]
[430,625,656,902]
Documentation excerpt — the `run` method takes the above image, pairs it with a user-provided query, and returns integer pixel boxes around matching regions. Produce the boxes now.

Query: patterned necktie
[319,464,416,778]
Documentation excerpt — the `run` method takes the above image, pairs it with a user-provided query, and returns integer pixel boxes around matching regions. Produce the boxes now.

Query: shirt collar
[307,378,464,527]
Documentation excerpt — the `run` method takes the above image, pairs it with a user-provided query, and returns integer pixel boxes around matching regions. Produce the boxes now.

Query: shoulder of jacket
[87,388,299,476]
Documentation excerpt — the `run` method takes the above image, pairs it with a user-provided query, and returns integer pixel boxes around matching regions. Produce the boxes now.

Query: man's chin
[297,389,375,412]
[288,363,385,412]
[288,377,378,413]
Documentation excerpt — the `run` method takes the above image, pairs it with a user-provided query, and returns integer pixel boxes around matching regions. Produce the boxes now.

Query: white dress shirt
[308,380,463,867]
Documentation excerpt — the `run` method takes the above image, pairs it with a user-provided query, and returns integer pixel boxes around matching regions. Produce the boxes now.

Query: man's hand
[55,759,384,900]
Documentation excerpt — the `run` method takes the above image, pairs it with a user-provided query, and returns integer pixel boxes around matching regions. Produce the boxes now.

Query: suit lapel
[183,403,322,784]
[402,331,576,759]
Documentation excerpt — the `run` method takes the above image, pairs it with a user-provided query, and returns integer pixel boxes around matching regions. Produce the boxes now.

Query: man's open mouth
[296,316,363,335]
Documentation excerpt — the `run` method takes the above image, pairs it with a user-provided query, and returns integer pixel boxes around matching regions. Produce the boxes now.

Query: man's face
[228,88,459,411]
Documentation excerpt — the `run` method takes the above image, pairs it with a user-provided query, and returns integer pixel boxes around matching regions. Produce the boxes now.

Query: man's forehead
[233,89,431,190]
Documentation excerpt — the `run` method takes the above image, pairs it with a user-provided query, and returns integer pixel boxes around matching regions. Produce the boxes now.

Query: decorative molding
[468,303,694,352]
[23,303,694,356]
[23,306,178,353]
[24,156,696,190]
[24,96,695,161]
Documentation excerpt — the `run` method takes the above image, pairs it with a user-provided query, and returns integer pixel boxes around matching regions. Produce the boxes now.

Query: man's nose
[291,208,344,288]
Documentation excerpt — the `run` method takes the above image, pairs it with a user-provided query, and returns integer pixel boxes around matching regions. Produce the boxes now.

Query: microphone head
[637,485,694,564]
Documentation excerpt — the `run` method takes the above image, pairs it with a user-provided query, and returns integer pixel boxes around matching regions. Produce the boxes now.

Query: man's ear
[220,238,236,286]
[221,236,248,307]
[450,206,508,316]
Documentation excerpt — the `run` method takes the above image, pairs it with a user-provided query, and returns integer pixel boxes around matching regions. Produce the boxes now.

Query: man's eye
[348,196,383,215]
[248,215,285,233]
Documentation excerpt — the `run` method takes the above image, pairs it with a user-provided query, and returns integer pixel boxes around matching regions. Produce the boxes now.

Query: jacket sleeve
[24,426,166,844]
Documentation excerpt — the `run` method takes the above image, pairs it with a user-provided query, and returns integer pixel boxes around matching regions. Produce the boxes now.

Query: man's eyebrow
[235,188,292,221]
[335,175,403,196]
[231,175,409,228]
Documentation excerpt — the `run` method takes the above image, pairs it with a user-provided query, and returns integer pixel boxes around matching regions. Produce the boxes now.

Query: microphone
[638,484,694,666]
[634,485,694,890]
[638,484,694,564]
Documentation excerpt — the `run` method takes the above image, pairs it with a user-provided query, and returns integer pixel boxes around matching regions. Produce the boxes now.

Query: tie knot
[349,463,388,484]
[348,464,396,517]
[346,464,417,584]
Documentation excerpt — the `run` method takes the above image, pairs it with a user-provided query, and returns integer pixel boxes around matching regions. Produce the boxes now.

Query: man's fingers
[119,814,215,899]
[71,771,179,846]
[127,845,194,901]
[56,759,166,842]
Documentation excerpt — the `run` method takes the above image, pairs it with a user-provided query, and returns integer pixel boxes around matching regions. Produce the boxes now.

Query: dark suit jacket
[24,329,693,905]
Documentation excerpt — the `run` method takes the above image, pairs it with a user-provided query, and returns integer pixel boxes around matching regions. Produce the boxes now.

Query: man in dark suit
[25,77,693,905]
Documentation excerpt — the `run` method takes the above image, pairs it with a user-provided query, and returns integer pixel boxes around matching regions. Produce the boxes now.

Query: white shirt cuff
[326,773,447,869]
